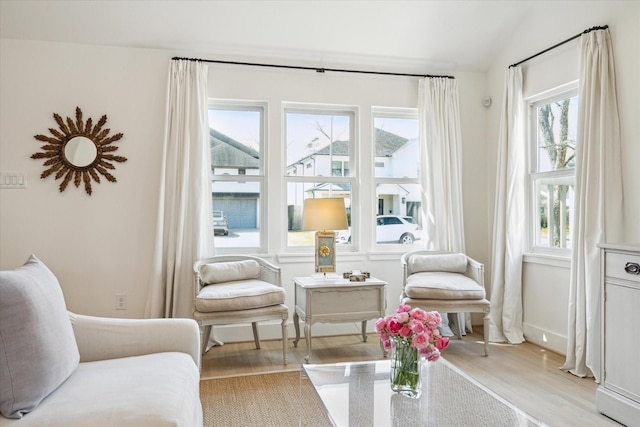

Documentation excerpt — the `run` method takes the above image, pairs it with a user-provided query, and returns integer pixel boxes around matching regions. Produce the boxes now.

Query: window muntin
[209,101,266,251]
[528,88,578,253]
[373,109,422,247]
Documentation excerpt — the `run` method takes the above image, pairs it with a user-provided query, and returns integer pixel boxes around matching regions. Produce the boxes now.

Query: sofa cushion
[0,352,202,426]
[405,272,486,300]
[199,260,260,284]
[409,253,468,274]
[0,255,80,419]
[196,279,285,312]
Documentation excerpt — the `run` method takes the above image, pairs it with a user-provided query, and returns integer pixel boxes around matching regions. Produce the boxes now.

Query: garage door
[213,197,257,229]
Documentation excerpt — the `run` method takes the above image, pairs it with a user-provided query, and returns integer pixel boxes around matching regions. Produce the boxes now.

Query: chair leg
[483,313,490,356]
[281,318,288,365]
[252,322,261,349]
[455,313,465,339]
[201,325,212,355]
[201,325,224,354]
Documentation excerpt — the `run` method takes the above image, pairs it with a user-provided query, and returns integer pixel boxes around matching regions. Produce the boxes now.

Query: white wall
[485,2,640,354]
[0,39,489,343]
[0,39,169,318]
[2,1,636,349]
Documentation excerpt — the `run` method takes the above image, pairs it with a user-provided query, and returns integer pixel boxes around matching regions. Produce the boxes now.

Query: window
[331,160,349,177]
[284,105,355,248]
[208,101,267,252]
[528,85,578,253]
[373,108,422,246]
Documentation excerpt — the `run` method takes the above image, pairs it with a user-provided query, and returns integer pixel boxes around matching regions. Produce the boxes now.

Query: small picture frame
[315,231,336,272]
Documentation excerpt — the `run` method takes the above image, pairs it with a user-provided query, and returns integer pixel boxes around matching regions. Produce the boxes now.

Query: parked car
[213,210,229,236]
[336,215,421,244]
[376,215,420,244]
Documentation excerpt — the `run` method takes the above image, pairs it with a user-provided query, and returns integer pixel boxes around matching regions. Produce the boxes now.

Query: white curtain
[418,77,467,335]
[488,67,526,344]
[145,59,215,319]
[562,28,624,382]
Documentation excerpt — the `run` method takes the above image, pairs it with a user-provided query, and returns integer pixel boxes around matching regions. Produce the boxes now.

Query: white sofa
[0,256,203,426]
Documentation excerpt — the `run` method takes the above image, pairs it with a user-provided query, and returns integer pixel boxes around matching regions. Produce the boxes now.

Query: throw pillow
[199,259,261,284]
[0,255,80,419]
[409,253,468,274]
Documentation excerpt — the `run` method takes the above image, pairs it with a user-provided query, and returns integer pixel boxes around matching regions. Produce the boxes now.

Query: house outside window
[528,84,578,254]
[284,105,355,249]
[373,108,423,246]
[208,100,267,252]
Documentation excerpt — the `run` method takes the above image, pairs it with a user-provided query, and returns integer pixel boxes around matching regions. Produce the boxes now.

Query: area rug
[200,371,332,427]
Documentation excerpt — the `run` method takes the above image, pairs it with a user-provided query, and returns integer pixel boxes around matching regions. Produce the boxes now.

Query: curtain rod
[509,25,608,68]
[171,57,455,79]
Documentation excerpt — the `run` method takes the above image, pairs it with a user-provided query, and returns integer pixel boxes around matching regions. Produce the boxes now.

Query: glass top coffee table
[301,359,546,427]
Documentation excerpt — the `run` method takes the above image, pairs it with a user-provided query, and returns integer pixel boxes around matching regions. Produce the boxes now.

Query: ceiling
[0,1,539,73]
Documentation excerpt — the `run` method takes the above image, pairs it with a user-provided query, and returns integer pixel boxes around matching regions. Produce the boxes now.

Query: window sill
[523,252,571,268]
[277,251,366,264]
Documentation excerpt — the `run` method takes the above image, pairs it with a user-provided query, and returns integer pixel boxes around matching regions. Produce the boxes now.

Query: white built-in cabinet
[596,243,640,427]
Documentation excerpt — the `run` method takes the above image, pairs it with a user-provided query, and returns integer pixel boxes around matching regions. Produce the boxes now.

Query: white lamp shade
[302,198,348,231]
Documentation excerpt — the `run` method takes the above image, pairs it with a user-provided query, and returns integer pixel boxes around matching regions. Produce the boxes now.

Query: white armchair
[400,250,490,356]
[193,255,289,364]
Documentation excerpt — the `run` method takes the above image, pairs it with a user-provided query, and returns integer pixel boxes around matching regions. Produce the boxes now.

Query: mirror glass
[64,136,97,167]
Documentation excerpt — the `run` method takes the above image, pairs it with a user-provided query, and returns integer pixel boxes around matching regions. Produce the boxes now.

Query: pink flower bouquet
[375,304,450,361]
[376,304,450,397]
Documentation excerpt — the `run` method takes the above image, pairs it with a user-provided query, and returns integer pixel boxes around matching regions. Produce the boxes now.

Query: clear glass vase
[389,337,422,398]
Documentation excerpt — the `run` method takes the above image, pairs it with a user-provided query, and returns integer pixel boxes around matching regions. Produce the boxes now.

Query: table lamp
[302,198,348,273]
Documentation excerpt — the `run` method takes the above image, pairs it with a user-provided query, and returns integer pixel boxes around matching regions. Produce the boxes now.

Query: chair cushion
[405,272,486,300]
[0,352,203,426]
[0,255,80,419]
[409,253,467,274]
[199,260,260,284]
[196,279,286,312]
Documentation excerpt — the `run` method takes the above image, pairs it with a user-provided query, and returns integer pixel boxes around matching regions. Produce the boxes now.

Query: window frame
[282,102,358,253]
[526,82,578,257]
[208,99,268,254]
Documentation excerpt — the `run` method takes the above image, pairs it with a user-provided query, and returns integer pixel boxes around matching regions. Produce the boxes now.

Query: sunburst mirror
[32,107,127,195]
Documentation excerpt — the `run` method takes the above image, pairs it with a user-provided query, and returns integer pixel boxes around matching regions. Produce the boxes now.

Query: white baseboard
[522,322,567,355]
[208,321,568,357]
[206,321,374,344]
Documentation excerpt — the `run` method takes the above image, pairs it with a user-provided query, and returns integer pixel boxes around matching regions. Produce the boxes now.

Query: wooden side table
[292,276,387,362]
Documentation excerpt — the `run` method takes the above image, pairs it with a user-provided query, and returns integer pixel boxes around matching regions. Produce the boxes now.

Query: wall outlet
[115,294,127,310]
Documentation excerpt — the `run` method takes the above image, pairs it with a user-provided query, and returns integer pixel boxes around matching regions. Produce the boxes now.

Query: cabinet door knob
[625,262,640,275]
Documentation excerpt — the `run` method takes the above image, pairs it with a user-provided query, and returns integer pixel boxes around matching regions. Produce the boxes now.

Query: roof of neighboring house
[210,128,260,168]
[315,140,349,156]
[210,127,410,170]
[306,182,352,193]
[374,128,409,157]
[302,128,409,160]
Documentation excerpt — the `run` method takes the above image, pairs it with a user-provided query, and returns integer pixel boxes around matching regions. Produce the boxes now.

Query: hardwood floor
[200,329,622,427]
